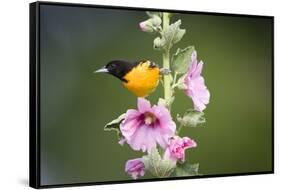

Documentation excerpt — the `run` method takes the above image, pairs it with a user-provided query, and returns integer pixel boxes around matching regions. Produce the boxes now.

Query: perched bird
[95,60,163,97]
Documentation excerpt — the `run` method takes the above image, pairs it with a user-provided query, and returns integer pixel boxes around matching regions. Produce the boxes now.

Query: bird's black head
[95,60,134,82]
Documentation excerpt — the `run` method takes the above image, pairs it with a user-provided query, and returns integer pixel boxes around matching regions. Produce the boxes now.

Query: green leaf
[163,20,186,50]
[177,109,205,127]
[175,162,200,177]
[142,147,176,178]
[104,113,126,137]
[172,46,195,74]
[174,74,187,90]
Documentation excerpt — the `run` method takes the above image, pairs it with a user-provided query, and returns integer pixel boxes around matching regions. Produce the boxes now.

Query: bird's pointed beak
[94,67,108,73]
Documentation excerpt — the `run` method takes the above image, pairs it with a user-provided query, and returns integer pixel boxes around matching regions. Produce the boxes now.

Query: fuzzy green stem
[172,72,178,87]
[177,124,184,135]
[162,13,172,102]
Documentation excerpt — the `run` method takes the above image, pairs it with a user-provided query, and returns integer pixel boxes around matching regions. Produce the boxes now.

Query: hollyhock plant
[120,98,176,152]
[164,136,197,163]
[103,12,210,179]
[184,51,210,112]
[125,158,145,179]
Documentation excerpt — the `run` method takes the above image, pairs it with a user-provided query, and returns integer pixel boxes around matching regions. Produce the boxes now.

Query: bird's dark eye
[110,64,116,69]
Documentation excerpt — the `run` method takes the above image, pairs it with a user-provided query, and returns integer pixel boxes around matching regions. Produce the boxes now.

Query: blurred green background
[39,4,273,185]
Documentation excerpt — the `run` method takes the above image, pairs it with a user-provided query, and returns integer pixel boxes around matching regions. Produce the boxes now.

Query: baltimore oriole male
[95,60,168,97]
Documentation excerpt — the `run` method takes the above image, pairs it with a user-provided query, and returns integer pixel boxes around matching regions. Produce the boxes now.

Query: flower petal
[137,98,151,113]
[182,137,197,149]
[120,117,141,140]
[125,109,141,120]
[127,125,156,152]
[191,50,197,63]
[188,76,210,112]
[152,105,176,135]
[191,61,203,79]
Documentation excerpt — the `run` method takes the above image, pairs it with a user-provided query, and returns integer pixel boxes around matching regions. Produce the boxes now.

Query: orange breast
[122,61,160,97]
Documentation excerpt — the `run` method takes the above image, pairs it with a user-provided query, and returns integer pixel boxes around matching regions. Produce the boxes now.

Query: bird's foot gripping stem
[160,68,171,75]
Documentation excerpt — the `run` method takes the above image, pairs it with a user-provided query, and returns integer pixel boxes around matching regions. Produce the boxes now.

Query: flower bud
[164,136,197,162]
[139,16,162,33]
[153,37,166,50]
[125,158,145,179]
[139,19,154,33]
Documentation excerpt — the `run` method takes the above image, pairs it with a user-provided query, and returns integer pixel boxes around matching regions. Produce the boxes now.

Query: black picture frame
[29,1,274,189]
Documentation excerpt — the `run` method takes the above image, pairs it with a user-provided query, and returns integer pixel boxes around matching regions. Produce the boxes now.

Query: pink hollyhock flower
[120,98,176,152]
[125,158,145,179]
[184,51,210,112]
[164,136,197,163]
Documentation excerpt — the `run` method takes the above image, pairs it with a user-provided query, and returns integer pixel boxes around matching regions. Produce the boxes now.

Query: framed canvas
[29,1,274,188]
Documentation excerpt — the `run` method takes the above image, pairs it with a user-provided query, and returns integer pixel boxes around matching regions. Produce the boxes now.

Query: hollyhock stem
[162,13,172,102]
[172,72,178,87]
[177,124,183,135]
